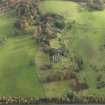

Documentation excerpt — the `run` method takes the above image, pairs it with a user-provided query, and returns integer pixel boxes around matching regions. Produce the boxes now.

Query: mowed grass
[0,12,45,97]
[40,1,105,96]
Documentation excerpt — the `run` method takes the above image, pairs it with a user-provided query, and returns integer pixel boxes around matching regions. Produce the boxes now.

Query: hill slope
[0,0,105,97]
[40,0,105,96]
[0,12,44,97]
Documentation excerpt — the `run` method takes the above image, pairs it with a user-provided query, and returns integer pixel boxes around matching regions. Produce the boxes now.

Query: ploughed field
[0,0,105,97]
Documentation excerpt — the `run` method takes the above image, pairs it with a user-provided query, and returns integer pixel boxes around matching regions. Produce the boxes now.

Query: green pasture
[0,0,105,97]
[0,12,44,97]
[40,0,105,96]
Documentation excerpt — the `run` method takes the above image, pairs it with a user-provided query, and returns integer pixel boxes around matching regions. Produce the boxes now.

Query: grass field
[40,1,105,97]
[0,12,45,97]
[0,0,105,97]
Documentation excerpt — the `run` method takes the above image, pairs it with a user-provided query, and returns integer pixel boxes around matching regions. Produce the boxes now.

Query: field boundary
[0,95,105,104]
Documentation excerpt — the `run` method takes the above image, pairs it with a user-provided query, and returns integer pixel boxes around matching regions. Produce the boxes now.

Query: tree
[16,0,39,20]
[15,17,29,31]
[87,0,104,10]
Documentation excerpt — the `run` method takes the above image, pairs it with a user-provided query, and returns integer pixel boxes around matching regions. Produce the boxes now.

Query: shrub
[87,0,105,10]
[40,64,52,70]
[54,19,65,30]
